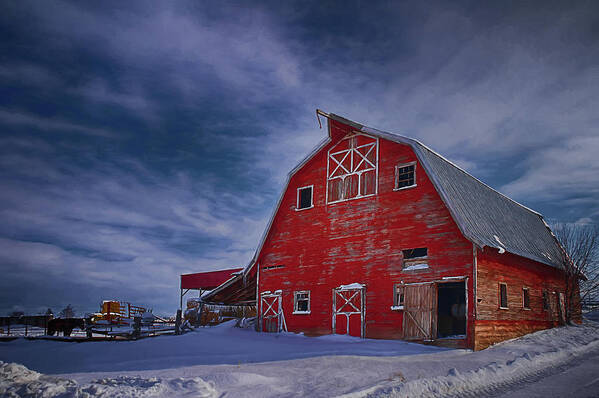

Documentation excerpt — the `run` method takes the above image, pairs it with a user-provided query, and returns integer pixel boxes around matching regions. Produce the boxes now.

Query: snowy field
[2,320,599,397]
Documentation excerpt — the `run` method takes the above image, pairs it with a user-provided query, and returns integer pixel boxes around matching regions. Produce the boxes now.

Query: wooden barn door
[403,283,437,340]
[260,291,287,333]
[332,286,365,338]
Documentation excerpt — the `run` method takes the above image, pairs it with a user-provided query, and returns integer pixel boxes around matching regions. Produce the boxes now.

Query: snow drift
[345,322,599,397]
[0,361,217,398]
[2,320,599,397]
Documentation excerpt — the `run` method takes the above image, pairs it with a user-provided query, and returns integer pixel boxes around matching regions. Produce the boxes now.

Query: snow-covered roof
[337,283,365,291]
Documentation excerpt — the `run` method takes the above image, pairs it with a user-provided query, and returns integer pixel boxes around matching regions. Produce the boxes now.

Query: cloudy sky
[1,1,598,316]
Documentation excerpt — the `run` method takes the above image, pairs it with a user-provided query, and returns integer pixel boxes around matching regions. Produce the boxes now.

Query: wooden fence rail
[0,315,53,337]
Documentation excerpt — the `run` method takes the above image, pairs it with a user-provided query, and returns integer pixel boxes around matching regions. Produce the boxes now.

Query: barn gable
[202,110,564,304]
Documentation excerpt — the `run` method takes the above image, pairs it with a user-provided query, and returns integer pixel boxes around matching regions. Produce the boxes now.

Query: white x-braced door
[332,284,365,338]
[260,290,287,333]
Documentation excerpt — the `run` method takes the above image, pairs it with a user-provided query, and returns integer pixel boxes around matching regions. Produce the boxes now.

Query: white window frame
[499,283,508,309]
[293,290,311,314]
[522,287,531,310]
[326,132,379,204]
[394,161,417,191]
[296,185,314,211]
[390,284,404,310]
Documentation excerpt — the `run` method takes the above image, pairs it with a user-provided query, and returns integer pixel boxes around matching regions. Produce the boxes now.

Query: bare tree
[553,223,599,324]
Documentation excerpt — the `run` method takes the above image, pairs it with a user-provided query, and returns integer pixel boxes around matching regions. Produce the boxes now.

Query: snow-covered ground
[0,324,49,337]
[1,320,599,397]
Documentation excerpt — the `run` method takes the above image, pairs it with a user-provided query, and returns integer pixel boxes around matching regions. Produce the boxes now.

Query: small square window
[395,162,416,190]
[499,283,508,309]
[523,288,530,309]
[296,186,313,210]
[294,291,310,313]
[402,248,428,270]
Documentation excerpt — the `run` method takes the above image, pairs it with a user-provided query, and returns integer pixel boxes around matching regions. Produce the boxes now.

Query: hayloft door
[332,284,365,338]
[260,290,287,333]
[403,283,437,340]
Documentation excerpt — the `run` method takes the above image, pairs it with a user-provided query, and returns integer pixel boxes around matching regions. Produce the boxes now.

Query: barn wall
[258,119,474,343]
[473,320,554,351]
[474,248,566,350]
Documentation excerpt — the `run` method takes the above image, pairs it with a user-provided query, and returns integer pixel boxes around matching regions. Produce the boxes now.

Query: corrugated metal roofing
[413,144,563,269]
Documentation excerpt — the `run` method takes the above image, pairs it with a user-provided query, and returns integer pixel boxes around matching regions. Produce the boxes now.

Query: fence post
[133,316,141,339]
[175,309,182,335]
[85,317,92,339]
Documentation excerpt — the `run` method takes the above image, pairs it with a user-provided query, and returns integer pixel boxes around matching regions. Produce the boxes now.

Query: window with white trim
[296,186,313,210]
[293,291,310,314]
[327,133,378,203]
[392,284,404,310]
[395,162,416,190]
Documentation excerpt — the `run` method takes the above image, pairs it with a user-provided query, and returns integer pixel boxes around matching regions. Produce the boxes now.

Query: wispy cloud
[0,109,117,138]
[21,1,301,106]
[502,135,599,205]
[73,79,154,117]
[0,63,60,87]
[0,152,268,314]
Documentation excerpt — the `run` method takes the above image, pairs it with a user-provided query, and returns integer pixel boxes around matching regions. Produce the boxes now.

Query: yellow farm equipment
[91,300,148,325]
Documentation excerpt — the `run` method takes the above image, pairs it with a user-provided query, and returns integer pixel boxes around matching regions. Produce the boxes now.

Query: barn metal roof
[329,112,565,269]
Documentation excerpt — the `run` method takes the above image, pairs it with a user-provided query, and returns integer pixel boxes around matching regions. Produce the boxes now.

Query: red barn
[203,111,575,350]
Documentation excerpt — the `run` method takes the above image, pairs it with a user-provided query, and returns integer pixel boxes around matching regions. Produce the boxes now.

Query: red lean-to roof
[180,268,243,290]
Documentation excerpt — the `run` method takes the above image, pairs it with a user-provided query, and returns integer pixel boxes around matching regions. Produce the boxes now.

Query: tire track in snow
[439,344,599,398]
[471,347,599,398]
[355,330,599,398]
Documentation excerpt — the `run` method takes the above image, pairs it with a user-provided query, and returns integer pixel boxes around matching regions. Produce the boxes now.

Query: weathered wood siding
[403,283,437,340]
[474,248,566,350]
[473,320,554,351]
[258,119,474,344]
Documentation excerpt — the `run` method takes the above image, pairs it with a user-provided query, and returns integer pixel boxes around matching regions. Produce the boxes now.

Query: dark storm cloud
[1,0,598,314]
